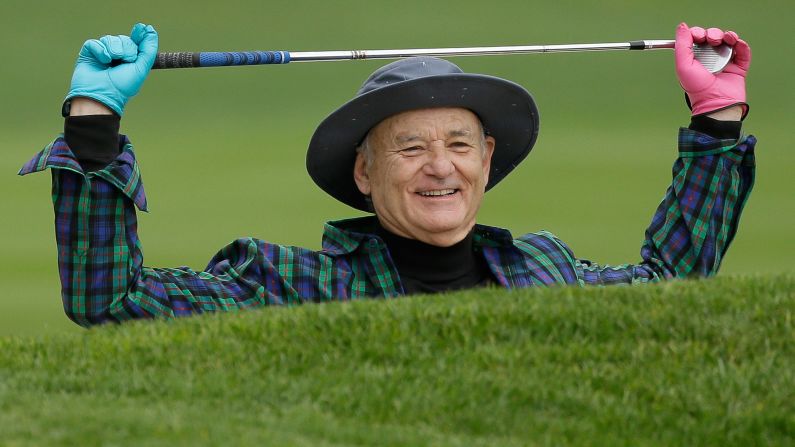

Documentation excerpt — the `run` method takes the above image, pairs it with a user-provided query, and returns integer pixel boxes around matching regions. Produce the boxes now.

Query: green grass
[1,2,792,444]
[1,275,793,446]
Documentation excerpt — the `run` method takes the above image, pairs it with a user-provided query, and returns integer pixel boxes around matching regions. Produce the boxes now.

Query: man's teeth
[418,189,456,197]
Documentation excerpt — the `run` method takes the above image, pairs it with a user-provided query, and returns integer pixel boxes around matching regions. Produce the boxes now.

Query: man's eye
[400,146,424,153]
[450,142,472,150]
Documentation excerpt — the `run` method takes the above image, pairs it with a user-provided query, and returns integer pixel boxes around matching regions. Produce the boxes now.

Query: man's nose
[422,142,455,178]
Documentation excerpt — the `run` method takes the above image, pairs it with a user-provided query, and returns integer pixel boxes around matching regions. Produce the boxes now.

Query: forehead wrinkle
[375,108,482,148]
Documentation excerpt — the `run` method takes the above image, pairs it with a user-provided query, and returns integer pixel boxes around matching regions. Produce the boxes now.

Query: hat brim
[306,73,539,212]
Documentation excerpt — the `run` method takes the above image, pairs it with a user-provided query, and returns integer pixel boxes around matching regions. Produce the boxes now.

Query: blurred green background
[1,0,792,336]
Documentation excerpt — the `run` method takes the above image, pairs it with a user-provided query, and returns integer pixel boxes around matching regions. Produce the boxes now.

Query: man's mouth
[417,188,458,197]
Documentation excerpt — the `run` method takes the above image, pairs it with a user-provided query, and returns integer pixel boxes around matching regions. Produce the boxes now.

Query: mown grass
[1,274,792,446]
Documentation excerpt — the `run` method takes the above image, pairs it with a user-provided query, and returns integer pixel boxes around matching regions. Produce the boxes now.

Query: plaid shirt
[19,128,756,327]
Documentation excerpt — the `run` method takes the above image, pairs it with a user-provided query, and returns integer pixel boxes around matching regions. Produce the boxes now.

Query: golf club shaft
[152,40,677,69]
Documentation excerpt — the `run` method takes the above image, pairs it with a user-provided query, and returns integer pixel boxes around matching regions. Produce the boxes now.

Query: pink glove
[675,22,751,118]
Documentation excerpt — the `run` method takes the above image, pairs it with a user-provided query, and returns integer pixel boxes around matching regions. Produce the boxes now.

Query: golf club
[152,40,733,73]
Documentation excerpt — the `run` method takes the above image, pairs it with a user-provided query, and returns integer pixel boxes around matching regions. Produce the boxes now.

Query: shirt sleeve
[575,126,756,285]
[18,136,298,327]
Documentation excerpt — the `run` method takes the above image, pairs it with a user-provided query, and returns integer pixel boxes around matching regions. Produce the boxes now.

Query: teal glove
[66,23,158,116]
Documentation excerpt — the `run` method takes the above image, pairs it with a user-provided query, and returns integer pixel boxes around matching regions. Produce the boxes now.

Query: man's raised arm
[571,24,755,284]
[19,24,308,327]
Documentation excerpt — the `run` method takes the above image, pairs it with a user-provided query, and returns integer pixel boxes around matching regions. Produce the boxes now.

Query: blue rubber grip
[152,51,291,69]
[198,51,290,67]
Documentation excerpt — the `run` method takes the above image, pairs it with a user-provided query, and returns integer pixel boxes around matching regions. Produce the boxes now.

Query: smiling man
[353,108,495,247]
[21,23,756,327]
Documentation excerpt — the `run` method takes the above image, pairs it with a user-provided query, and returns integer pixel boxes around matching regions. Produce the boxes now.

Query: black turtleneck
[375,222,494,294]
[64,114,122,171]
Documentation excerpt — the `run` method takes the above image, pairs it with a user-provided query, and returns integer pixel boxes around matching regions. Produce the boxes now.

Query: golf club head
[693,43,733,73]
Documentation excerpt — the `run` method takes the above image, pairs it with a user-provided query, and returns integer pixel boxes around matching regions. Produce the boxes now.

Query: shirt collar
[321,216,381,255]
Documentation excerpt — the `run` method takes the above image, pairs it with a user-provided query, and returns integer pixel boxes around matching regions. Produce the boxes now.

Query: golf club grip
[153,51,291,69]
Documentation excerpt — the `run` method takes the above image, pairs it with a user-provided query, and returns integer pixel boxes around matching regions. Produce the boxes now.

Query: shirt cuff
[18,135,148,212]
[677,127,744,159]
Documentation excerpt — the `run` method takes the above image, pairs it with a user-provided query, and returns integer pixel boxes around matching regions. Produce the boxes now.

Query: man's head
[353,107,495,246]
[306,56,539,243]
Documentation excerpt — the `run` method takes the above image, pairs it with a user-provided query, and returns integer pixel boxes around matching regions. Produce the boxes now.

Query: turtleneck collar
[375,221,492,293]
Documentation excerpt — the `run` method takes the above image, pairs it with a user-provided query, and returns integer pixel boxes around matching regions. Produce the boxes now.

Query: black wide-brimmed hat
[306,56,539,212]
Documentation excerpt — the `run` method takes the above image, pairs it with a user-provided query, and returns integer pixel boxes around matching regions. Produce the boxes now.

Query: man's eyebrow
[394,134,423,144]
[394,129,475,144]
[447,129,474,138]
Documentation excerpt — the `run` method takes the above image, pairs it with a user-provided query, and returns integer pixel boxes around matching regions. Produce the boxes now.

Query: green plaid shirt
[19,128,756,327]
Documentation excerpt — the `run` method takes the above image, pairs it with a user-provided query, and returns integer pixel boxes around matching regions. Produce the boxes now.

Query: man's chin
[411,216,473,243]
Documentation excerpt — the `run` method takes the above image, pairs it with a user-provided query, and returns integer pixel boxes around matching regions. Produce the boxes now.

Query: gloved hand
[675,22,751,118]
[66,23,158,116]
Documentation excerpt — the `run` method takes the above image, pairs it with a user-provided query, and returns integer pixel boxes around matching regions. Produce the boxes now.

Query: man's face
[353,107,495,247]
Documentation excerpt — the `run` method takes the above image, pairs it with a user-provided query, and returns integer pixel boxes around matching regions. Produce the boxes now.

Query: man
[20,23,755,327]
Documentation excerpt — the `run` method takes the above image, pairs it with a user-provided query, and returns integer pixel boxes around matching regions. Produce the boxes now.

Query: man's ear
[482,136,496,185]
[353,152,371,195]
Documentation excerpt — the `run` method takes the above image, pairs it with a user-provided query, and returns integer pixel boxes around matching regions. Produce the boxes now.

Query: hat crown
[357,57,464,95]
